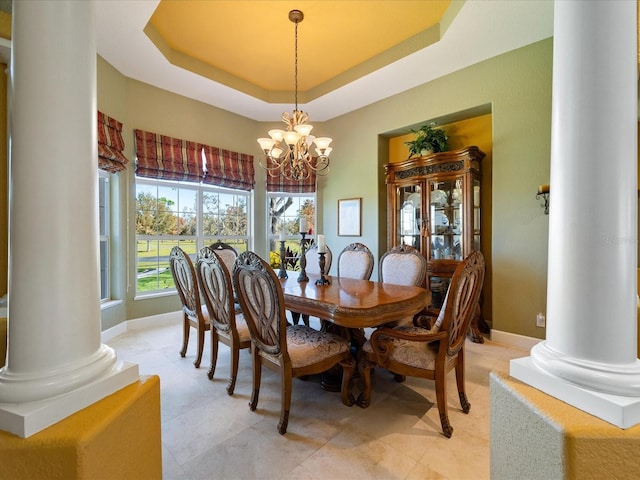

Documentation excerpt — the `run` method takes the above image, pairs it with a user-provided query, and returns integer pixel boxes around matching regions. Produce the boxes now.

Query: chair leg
[290,311,301,325]
[356,357,375,408]
[279,365,292,435]
[208,330,219,380]
[435,366,453,438]
[340,356,356,406]
[301,314,310,327]
[227,343,240,396]
[194,324,205,368]
[249,347,261,412]
[455,354,470,414]
[180,313,189,358]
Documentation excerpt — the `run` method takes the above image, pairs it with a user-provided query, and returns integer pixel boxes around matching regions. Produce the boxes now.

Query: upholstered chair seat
[362,326,454,370]
[264,325,350,367]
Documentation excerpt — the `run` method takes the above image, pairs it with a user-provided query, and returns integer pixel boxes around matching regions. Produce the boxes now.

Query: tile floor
[107,316,527,480]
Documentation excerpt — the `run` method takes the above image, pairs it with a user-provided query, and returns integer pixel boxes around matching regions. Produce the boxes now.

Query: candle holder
[278,240,288,279]
[297,232,309,282]
[315,252,331,285]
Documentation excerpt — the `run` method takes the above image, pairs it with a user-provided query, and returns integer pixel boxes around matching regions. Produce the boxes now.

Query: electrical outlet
[536,313,546,328]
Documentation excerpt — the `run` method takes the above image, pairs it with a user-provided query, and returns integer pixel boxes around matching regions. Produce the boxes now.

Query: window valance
[265,157,316,194]
[134,129,202,183]
[98,112,129,173]
[201,144,255,191]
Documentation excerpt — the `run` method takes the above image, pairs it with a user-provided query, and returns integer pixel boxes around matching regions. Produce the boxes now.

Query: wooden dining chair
[335,242,375,347]
[208,240,238,274]
[378,244,427,327]
[169,246,210,368]
[337,242,374,280]
[196,246,251,395]
[357,250,485,438]
[232,251,356,434]
[209,240,241,313]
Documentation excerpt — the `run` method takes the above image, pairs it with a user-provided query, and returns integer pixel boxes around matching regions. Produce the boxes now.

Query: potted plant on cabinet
[405,124,448,158]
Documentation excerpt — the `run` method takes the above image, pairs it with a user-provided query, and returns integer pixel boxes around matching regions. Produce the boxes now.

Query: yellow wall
[0,376,162,479]
[388,114,493,164]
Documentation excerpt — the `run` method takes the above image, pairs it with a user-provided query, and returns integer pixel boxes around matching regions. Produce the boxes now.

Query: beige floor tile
[106,320,528,480]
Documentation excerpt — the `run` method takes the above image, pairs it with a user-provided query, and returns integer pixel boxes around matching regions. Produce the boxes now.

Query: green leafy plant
[404,124,448,158]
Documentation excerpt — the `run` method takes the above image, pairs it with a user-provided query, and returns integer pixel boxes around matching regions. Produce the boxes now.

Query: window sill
[133,290,177,302]
[100,299,123,311]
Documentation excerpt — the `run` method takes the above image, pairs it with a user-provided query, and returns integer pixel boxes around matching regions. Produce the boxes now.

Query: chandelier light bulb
[257,138,275,152]
[294,124,313,136]
[283,130,301,146]
[313,137,333,150]
[268,129,285,142]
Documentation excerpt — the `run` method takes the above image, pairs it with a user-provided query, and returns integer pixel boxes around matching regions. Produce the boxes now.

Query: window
[267,193,315,269]
[98,171,110,302]
[135,178,250,295]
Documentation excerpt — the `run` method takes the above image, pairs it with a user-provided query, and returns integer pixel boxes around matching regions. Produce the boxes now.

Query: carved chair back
[233,251,287,357]
[379,244,426,287]
[337,242,374,280]
[196,246,250,394]
[169,246,209,368]
[209,240,239,274]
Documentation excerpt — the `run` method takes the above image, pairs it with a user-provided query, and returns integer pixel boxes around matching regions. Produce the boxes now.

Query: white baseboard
[101,311,182,343]
[490,329,542,352]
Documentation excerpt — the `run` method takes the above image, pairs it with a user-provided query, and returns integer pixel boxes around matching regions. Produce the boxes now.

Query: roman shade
[134,129,202,182]
[97,112,129,173]
[201,144,255,191]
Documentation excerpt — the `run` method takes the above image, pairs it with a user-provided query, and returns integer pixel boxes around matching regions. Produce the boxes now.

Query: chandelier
[257,9,333,181]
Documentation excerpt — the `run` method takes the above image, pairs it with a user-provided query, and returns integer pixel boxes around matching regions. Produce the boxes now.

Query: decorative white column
[0,0,138,437]
[511,0,640,428]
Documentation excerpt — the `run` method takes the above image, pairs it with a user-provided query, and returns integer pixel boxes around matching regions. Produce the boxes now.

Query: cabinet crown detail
[385,146,485,184]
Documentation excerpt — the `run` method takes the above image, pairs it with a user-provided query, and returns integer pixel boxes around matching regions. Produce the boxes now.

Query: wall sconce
[536,184,550,214]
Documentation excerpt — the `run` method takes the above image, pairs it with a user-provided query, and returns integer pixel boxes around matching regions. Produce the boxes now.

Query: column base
[511,355,640,428]
[0,375,161,480]
[0,361,139,437]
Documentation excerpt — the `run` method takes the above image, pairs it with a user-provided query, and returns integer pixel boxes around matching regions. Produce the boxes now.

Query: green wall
[320,38,553,339]
[97,38,553,339]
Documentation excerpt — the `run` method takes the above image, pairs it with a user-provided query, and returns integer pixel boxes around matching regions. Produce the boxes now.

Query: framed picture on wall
[338,198,362,236]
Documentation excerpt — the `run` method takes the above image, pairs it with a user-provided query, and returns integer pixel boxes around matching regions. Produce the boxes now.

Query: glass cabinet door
[473,178,481,251]
[428,178,463,261]
[395,183,422,252]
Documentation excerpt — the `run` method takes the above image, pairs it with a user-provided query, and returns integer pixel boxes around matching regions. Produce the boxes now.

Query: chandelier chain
[294,19,298,111]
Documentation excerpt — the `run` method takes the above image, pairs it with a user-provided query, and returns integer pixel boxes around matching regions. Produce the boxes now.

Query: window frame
[134,176,251,297]
[98,171,110,302]
[266,192,316,269]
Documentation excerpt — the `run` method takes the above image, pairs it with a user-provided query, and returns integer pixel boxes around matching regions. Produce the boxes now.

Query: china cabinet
[385,146,486,341]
